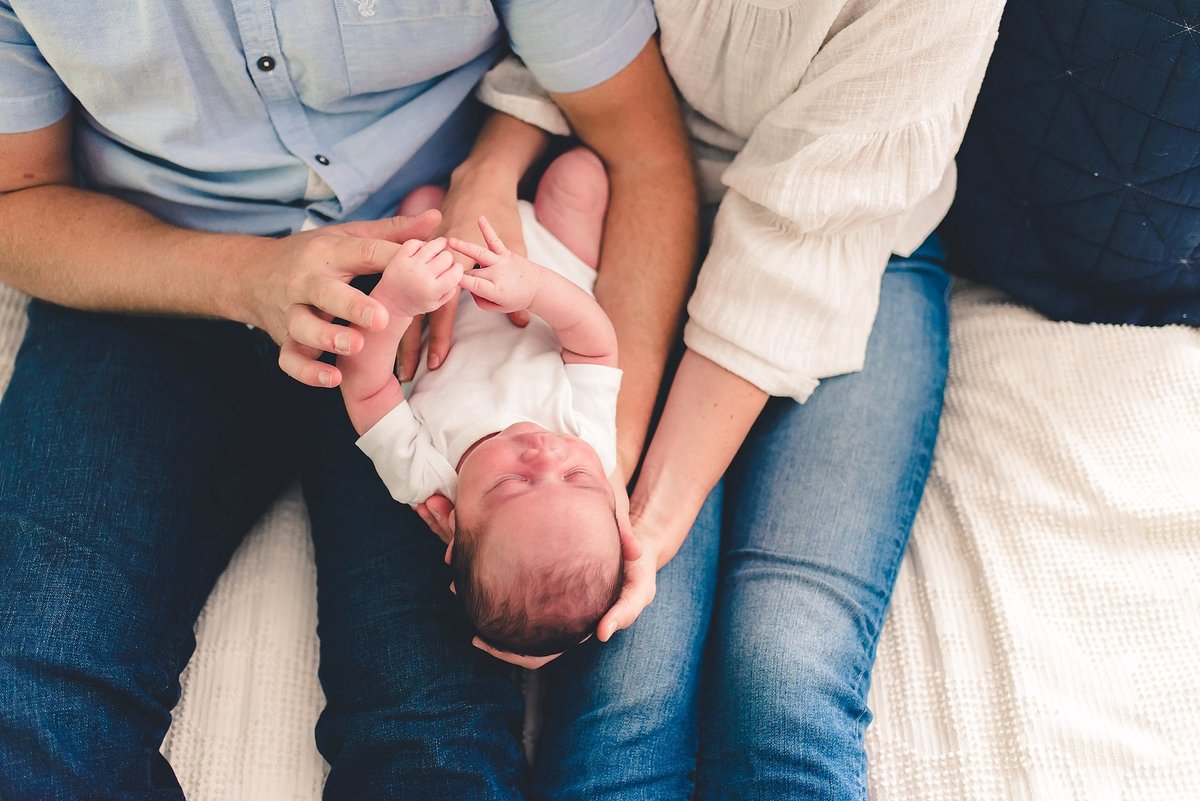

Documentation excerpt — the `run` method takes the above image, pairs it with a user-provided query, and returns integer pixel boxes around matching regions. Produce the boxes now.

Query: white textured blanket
[1,282,1198,800]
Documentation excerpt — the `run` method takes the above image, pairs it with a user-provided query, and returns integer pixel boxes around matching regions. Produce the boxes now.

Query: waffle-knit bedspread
[1,281,1197,800]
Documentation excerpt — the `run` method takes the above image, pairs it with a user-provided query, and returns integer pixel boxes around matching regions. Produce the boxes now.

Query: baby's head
[450,422,623,657]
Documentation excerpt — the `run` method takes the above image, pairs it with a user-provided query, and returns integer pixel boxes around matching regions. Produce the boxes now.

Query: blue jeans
[0,303,528,800]
[532,235,951,800]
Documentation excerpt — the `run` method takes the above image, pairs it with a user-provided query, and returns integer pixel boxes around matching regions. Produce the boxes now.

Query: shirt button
[256,55,276,72]
[315,154,331,166]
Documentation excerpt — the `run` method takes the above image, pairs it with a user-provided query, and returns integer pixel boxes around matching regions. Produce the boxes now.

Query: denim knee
[0,514,187,800]
[696,557,878,801]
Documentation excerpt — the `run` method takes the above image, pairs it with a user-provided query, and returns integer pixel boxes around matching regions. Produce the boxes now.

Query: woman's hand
[254,210,442,388]
[595,519,658,642]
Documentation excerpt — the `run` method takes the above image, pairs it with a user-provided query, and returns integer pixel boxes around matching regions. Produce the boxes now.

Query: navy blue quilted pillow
[946,0,1200,326]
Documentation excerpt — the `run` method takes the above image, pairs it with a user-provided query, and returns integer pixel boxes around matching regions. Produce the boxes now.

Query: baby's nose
[520,435,564,464]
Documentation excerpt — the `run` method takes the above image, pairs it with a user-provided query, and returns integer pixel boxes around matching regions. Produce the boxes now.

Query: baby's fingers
[435,263,465,295]
[457,269,494,298]
[429,249,456,275]
[476,216,508,255]
[447,237,499,268]
[415,236,448,263]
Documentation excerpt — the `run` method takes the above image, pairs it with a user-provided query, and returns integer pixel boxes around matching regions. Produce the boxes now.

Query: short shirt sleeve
[495,0,657,94]
[564,363,622,475]
[356,402,459,504]
[0,3,71,133]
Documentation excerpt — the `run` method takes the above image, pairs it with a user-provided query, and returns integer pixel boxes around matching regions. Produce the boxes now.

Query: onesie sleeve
[0,2,72,132]
[356,402,458,504]
[684,0,1003,402]
[564,363,622,475]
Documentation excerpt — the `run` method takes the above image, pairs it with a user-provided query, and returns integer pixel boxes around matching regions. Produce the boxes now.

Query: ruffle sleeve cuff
[683,190,898,403]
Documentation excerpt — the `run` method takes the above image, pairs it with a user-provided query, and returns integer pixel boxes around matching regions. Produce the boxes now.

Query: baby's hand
[449,216,543,314]
[374,237,464,317]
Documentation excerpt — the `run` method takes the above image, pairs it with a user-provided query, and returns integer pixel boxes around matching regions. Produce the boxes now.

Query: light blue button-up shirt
[0,1,656,235]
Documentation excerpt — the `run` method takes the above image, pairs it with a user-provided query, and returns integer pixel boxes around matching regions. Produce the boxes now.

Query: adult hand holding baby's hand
[262,210,441,388]
[450,217,542,314]
[397,184,528,381]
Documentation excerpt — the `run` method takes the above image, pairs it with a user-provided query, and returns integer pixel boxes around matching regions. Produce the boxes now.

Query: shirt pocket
[333,0,500,94]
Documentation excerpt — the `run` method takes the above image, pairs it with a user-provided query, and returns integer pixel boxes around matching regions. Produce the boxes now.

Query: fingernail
[319,371,332,387]
[361,307,374,327]
[334,332,351,354]
[428,354,441,370]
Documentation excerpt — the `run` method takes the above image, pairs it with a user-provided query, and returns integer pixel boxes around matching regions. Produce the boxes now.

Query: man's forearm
[551,38,699,476]
[0,183,259,322]
[1,115,446,390]
[596,157,696,474]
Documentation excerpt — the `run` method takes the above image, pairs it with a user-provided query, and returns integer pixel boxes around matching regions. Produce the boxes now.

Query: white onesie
[356,200,621,504]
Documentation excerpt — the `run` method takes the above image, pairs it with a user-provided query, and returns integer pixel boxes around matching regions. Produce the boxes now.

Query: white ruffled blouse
[480,0,1005,401]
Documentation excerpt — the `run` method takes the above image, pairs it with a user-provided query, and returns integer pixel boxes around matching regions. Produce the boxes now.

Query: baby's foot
[533,148,609,269]
[397,184,447,217]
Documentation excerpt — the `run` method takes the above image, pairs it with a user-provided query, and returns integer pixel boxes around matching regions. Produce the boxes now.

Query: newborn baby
[338,151,625,657]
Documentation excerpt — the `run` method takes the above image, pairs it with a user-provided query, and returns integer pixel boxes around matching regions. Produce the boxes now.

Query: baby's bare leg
[533,148,609,270]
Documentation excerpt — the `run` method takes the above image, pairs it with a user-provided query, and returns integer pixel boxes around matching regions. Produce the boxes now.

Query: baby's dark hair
[452,519,624,657]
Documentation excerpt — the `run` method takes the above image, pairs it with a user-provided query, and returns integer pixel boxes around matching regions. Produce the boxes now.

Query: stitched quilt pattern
[947,0,1200,326]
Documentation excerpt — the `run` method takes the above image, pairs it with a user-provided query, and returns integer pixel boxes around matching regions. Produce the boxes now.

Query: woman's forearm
[631,348,769,565]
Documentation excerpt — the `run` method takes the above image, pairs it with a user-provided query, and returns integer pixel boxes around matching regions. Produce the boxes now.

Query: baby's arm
[449,217,617,368]
[339,237,463,434]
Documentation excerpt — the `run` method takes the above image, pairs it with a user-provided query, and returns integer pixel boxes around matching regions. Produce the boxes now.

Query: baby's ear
[443,508,460,566]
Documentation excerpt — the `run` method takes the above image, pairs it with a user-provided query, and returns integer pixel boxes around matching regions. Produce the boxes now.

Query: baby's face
[456,422,618,568]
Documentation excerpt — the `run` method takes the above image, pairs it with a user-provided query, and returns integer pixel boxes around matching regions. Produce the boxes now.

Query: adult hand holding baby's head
[462,468,643,668]
[594,520,655,643]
